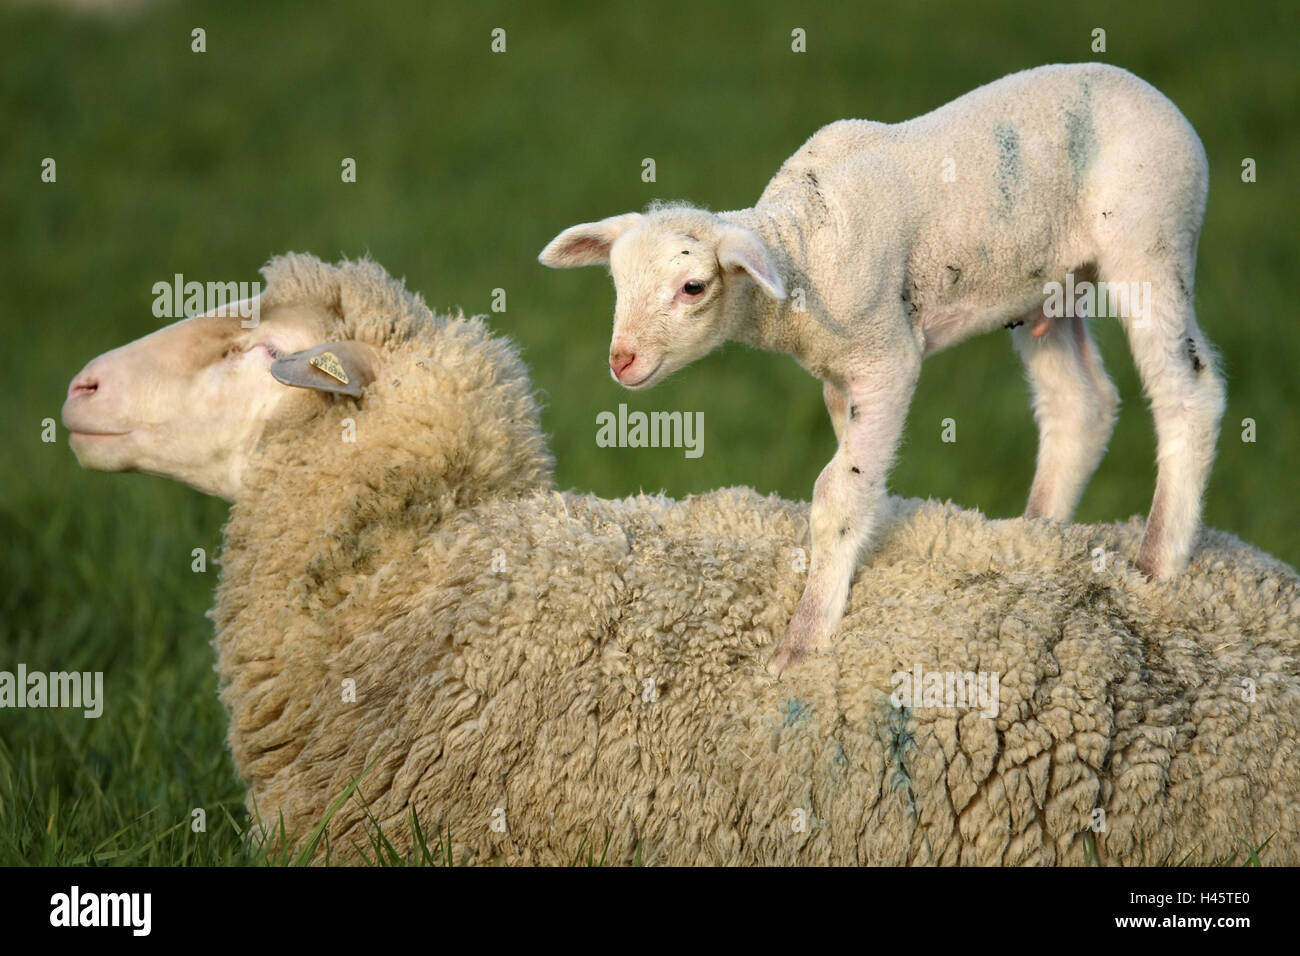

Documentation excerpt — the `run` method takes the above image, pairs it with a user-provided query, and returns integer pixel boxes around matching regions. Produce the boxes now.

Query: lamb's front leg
[770,354,920,675]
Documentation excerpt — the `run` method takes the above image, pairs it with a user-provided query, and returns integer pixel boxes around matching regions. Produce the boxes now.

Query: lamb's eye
[682,280,707,296]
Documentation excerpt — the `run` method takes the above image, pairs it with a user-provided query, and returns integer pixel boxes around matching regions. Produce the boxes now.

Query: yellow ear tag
[310,351,349,385]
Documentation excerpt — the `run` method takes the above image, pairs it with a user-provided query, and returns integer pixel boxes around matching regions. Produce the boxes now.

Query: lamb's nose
[68,373,99,400]
[610,350,636,377]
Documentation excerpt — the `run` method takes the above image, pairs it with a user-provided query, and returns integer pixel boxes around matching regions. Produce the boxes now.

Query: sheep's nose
[610,350,636,377]
[68,372,99,400]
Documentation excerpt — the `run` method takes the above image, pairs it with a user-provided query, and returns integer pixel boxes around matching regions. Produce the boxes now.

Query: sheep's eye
[229,343,280,361]
[682,280,707,296]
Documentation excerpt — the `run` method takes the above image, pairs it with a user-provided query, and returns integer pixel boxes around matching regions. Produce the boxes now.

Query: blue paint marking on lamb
[993,123,1022,220]
[1064,81,1098,190]
[780,697,812,728]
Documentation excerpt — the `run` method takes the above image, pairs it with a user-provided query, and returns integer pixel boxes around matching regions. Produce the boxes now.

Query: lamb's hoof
[767,640,809,677]
[768,610,825,677]
[1135,548,1168,583]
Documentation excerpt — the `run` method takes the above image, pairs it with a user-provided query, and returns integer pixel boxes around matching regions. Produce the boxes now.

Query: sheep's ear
[717,225,786,300]
[538,213,643,268]
[271,341,378,398]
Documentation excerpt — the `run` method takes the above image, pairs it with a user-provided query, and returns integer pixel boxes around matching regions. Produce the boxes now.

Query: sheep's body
[211,256,1296,866]
[225,483,1300,866]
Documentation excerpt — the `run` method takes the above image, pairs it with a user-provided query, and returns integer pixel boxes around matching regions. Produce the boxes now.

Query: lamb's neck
[717,206,808,357]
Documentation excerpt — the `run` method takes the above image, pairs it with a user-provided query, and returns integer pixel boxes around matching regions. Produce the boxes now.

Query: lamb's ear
[538,213,643,268]
[717,225,786,300]
[271,341,378,398]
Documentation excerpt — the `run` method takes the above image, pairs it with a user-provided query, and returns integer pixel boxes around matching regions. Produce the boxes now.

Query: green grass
[0,0,1295,865]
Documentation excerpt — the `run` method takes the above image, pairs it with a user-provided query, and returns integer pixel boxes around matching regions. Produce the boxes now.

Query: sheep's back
[268,490,1299,865]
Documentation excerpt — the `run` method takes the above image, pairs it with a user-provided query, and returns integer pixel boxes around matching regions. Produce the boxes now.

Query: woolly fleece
[214,254,1299,865]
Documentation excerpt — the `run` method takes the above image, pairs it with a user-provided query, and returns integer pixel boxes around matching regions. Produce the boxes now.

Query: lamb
[539,62,1227,675]
[64,253,1298,866]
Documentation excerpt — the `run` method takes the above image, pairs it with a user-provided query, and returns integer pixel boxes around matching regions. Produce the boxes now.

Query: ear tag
[310,351,349,385]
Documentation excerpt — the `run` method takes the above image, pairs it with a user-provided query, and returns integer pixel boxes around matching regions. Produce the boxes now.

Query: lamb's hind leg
[1108,259,1225,578]
[770,346,921,675]
[1012,279,1120,521]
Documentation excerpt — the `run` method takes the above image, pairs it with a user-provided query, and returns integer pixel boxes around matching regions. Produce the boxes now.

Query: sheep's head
[62,301,377,501]
[539,205,785,389]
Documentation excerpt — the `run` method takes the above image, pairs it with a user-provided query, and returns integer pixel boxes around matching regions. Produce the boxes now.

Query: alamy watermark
[0,665,103,718]
[50,886,150,936]
[890,665,1000,718]
[152,273,261,327]
[596,403,703,458]
[1042,272,1151,326]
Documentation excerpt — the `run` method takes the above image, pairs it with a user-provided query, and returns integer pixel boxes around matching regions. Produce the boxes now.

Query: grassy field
[1,0,1296,864]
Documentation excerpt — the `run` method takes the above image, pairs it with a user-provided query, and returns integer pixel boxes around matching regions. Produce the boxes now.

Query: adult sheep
[64,254,1299,865]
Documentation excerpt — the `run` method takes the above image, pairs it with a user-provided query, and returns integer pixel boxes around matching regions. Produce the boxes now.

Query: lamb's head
[539,205,785,389]
[63,298,373,500]
[64,254,553,507]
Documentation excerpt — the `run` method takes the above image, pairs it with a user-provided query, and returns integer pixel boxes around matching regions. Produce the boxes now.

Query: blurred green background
[1,0,1295,864]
